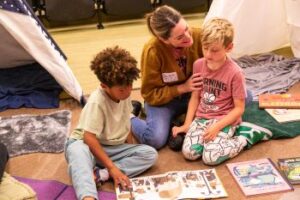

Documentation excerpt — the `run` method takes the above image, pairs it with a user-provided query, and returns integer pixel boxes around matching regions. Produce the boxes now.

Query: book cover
[226,158,293,196]
[278,157,300,185]
[259,93,300,109]
[265,108,300,123]
[115,169,227,200]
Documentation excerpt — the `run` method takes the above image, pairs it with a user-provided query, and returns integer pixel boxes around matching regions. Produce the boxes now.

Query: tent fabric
[0,24,34,69]
[285,0,300,27]
[205,0,289,58]
[0,0,83,106]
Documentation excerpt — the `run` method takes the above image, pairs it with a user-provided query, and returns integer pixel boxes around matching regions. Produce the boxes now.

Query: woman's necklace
[172,47,187,73]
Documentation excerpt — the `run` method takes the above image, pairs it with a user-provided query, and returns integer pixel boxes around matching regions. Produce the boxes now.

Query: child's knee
[202,150,228,166]
[66,141,93,163]
[145,146,158,163]
[182,148,194,160]
[147,136,167,149]
[182,146,201,161]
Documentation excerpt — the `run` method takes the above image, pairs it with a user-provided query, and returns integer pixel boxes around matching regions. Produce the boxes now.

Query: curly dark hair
[90,46,140,87]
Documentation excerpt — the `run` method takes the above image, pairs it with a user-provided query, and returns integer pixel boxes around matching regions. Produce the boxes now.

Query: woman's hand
[109,166,131,190]
[178,73,203,94]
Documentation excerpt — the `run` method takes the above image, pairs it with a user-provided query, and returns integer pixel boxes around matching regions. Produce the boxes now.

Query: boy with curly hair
[65,46,157,200]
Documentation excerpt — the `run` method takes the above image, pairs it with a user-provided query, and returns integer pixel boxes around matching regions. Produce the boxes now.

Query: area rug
[0,110,71,157]
[15,177,116,200]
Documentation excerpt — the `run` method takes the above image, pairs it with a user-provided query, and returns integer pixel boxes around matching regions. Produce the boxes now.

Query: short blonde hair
[201,18,234,47]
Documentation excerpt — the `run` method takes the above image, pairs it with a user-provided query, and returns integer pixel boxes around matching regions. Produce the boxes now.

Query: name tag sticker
[162,72,178,83]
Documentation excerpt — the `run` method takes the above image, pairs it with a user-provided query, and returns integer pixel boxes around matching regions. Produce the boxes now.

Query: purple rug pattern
[15,177,116,200]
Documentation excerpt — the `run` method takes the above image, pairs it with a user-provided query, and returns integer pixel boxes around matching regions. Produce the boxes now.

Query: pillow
[0,173,36,200]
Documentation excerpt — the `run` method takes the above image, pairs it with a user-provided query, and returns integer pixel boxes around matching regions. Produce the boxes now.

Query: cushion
[0,173,36,200]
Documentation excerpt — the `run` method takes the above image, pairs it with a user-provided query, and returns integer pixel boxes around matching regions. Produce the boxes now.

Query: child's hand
[203,125,220,142]
[172,125,188,137]
[109,166,131,190]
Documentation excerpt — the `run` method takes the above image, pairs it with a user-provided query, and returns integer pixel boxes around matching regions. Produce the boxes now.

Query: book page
[115,169,227,200]
[265,109,300,123]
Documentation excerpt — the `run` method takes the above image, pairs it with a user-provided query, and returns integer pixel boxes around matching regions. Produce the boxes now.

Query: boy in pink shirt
[173,18,272,165]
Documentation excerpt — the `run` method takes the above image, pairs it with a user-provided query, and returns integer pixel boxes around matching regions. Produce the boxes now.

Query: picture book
[226,158,293,196]
[259,93,300,109]
[115,169,227,200]
[278,157,300,185]
[265,108,300,123]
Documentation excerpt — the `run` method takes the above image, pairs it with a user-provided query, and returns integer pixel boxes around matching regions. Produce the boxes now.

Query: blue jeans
[131,90,253,150]
[65,139,157,200]
[131,94,190,149]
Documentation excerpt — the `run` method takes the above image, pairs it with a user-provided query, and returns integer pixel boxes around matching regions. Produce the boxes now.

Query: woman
[131,5,203,149]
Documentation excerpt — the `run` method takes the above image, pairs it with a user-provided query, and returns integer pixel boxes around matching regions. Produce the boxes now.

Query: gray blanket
[236,53,300,100]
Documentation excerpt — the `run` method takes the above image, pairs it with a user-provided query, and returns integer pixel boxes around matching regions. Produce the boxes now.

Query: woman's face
[165,18,193,48]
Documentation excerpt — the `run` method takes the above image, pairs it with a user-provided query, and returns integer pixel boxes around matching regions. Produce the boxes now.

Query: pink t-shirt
[194,57,246,125]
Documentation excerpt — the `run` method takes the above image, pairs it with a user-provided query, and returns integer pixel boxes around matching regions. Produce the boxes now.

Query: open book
[115,169,227,200]
[227,158,293,196]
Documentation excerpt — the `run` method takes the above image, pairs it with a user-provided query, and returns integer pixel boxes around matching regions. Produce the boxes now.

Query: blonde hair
[201,18,234,47]
[146,5,182,40]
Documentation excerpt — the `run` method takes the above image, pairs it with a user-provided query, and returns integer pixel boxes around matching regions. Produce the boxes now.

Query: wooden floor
[49,13,205,94]
[4,12,300,200]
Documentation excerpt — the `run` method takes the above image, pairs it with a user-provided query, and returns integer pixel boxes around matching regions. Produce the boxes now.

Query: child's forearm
[83,131,115,170]
[183,91,199,126]
[214,100,245,131]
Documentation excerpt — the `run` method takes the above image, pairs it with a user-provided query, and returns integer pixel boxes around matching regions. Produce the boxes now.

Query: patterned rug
[0,110,71,157]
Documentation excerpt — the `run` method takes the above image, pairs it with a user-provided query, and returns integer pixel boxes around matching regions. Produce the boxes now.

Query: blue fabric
[131,94,190,149]
[0,63,62,111]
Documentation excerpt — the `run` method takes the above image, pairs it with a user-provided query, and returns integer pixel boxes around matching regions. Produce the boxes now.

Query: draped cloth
[205,0,290,58]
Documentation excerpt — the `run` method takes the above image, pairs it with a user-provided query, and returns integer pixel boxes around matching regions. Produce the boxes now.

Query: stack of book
[258,93,300,123]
